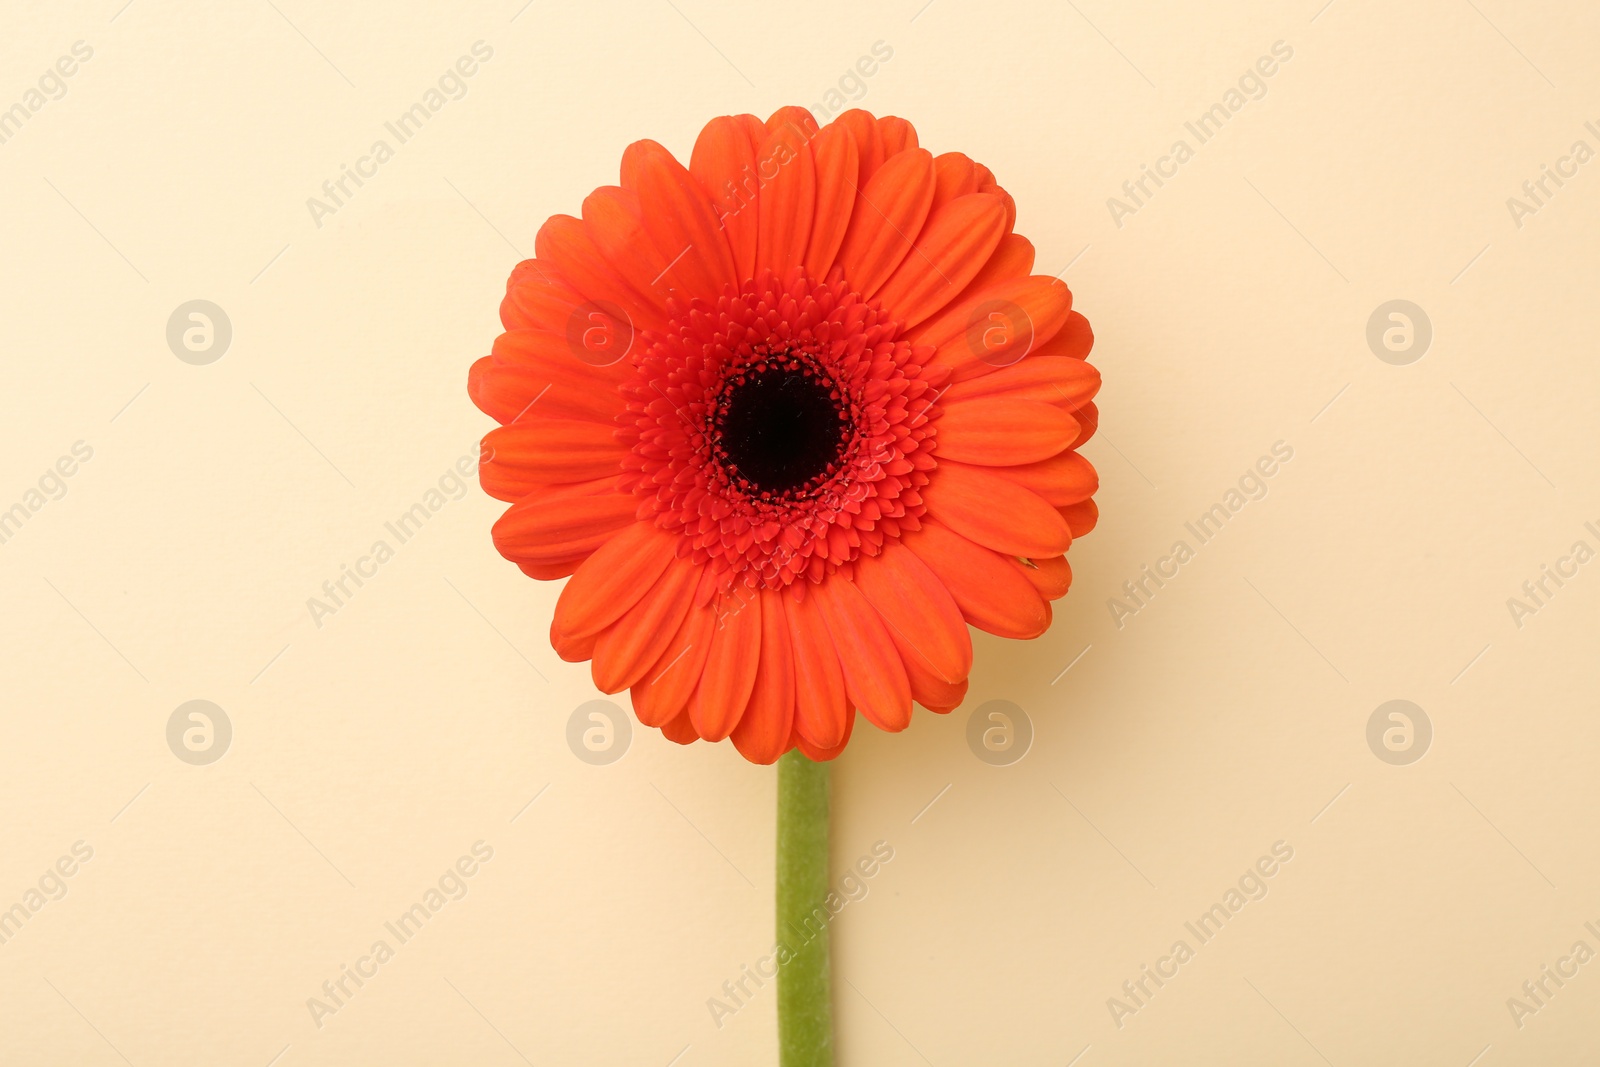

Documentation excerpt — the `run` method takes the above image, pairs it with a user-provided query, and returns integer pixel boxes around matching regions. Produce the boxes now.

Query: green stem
[776,749,832,1067]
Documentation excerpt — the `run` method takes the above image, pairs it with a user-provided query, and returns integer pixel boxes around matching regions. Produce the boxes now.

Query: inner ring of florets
[618,270,943,591]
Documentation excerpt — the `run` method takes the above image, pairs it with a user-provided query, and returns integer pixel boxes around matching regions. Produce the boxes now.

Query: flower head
[470,107,1099,763]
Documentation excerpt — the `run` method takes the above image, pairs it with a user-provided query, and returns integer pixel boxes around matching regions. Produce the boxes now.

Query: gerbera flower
[470,106,1099,765]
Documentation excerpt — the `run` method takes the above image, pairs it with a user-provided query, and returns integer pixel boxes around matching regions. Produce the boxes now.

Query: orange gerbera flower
[470,106,1099,764]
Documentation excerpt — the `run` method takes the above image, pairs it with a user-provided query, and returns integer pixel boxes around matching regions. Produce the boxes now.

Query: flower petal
[924,460,1072,558]
[792,708,854,762]
[753,122,816,278]
[935,397,1078,466]
[766,105,820,137]
[873,193,1008,329]
[834,109,885,185]
[1014,555,1071,600]
[1061,499,1099,538]
[785,588,849,748]
[834,147,935,299]
[853,542,972,684]
[801,121,859,282]
[934,280,1073,380]
[877,115,918,155]
[690,115,762,280]
[903,655,967,712]
[813,576,912,733]
[519,559,581,581]
[660,707,700,745]
[631,600,715,727]
[535,214,666,333]
[730,587,796,764]
[973,164,1017,231]
[552,522,676,641]
[953,232,1035,296]
[489,327,633,380]
[998,451,1098,506]
[1069,401,1098,448]
[500,261,583,333]
[942,355,1100,410]
[621,138,738,303]
[550,617,598,663]
[581,187,680,318]
[907,275,1073,379]
[931,152,980,210]
[1036,309,1094,360]
[470,339,629,426]
[491,484,634,562]
[688,593,762,741]
[905,521,1050,639]
[590,556,699,693]
[480,418,627,492]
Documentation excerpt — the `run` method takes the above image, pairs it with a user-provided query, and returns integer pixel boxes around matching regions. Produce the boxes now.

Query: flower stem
[776,749,832,1066]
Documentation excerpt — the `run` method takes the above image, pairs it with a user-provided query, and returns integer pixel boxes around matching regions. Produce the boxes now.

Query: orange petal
[1069,401,1099,448]
[732,113,768,152]
[688,591,763,741]
[931,152,980,210]
[942,355,1100,410]
[813,577,911,733]
[631,600,716,727]
[1061,499,1099,538]
[552,522,676,641]
[999,451,1098,506]
[621,139,738,303]
[766,106,820,139]
[908,275,1072,374]
[906,521,1050,639]
[953,233,1035,297]
[753,123,816,278]
[550,617,598,662]
[785,589,849,748]
[924,460,1073,558]
[491,485,635,563]
[903,655,967,712]
[935,397,1078,466]
[877,115,918,155]
[974,166,1017,231]
[690,115,761,280]
[730,588,796,765]
[470,345,628,426]
[500,261,584,333]
[520,559,581,581]
[834,109,884,185]
[873,193,1008,328]
[488,328,633,383]
[1035,310,1094,360]
[930,279,1074,381]
[581,187,680,318]
[802,122,859,282]
[479,418,626,493]
[1014,555,1072,600]
[590,557,699,693]
[660,707,700,745]
[835,148,935,298]
[534,214,666,333]
[792,708,854,762]
[853,542,972,684]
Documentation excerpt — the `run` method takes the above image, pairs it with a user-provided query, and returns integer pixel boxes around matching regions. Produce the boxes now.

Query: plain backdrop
[2,0,1599,1063]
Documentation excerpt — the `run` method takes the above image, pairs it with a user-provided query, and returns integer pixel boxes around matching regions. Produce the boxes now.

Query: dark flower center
[713,356,849,496]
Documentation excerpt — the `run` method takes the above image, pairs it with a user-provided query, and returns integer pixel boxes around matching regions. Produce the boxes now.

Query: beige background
[3,0,1599,1063]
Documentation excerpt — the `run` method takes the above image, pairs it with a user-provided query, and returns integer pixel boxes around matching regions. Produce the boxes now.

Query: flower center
[712,355,849,497]
[619,270,941,591]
